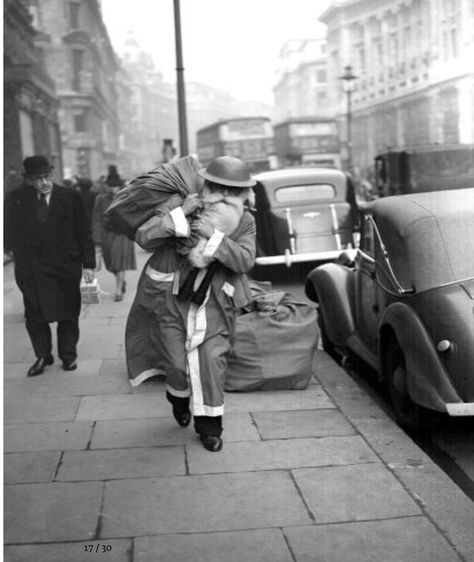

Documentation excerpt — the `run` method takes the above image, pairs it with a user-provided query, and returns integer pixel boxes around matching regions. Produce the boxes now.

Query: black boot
[194,415,223,452]
[166,392,191,427]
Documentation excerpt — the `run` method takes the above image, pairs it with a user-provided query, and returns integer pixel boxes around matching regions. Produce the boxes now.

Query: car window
[274,183,336,203]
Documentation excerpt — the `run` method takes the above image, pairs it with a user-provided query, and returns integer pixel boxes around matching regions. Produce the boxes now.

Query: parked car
[305,188,474,429]
[252,167,359,269]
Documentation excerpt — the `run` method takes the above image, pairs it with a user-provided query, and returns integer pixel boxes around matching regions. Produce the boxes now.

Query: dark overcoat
[4,183,96,322]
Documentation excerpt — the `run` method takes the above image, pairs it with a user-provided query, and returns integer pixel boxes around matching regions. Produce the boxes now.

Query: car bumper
[445,403,474,416]
[255,249,353,268]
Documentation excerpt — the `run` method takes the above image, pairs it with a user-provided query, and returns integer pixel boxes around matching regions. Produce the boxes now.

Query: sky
[100,0,330,104]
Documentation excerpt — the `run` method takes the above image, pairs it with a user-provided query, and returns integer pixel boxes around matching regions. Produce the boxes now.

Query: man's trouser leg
[57,318,79,363]
[194,415,223,437]
[25,318,52,359]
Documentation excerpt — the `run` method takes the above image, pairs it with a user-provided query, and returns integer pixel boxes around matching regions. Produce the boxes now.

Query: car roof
[373,188,474,291]
[254,167,346,184]
[253,167,348,201]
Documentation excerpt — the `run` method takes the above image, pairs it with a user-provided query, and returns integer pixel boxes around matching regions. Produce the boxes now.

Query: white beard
[188,193,245,268]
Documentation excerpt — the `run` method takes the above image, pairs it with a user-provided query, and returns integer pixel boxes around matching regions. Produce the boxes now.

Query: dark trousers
[25,318,79,362]
[166,392,223,437]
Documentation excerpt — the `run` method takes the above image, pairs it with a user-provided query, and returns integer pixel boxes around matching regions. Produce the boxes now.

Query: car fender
[380,302,462,411]
[306,263,355,346]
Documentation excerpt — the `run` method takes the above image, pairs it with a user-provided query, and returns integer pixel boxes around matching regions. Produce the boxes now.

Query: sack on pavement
[225,282,319,391]
[103,156,200,239]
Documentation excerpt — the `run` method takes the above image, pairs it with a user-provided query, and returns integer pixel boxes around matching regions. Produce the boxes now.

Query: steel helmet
[198,156,256,188]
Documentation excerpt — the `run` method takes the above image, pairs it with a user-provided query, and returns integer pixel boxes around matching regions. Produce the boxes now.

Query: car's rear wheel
[385,335,431,432]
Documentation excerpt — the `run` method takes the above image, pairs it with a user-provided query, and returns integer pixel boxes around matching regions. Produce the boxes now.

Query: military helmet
[198,156,256,188]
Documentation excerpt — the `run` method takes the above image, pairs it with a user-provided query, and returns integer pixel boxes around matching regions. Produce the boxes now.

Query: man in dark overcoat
[4,155,96,376]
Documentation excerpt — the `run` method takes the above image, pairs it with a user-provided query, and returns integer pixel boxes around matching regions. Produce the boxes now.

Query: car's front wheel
[384,335,431,432]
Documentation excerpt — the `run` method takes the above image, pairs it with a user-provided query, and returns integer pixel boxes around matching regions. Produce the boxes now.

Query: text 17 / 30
[84,544,112,553]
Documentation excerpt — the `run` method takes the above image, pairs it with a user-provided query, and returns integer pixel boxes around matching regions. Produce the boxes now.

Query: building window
[69,2,80,29]
[316,69,327,83]
[72,49,84,90]
[317,92,327,105]
[74,110,87,133]
[442,0,460,59]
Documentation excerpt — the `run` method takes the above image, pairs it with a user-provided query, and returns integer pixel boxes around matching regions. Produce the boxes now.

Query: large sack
[225,283,319,391]
[104,156,200,239]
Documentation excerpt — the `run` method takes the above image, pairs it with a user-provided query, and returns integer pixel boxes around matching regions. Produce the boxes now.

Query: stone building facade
[273,38,332,123]
[26,0,121,180]
[119,32,178,175]
[272,38,339,167]
[3,0,62,191]
[320,0,474,178]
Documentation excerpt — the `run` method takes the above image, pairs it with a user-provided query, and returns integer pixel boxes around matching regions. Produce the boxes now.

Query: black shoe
[173,407,191,427]
[27,355,54,377]
[62,358,77,371]
[200,434,223,452]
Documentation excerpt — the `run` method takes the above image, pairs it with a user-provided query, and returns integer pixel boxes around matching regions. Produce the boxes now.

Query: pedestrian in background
[5,165,23,194]
[4,155,96,376]
[77,177,97,221]
[92,166,136,301]
[126,156,257,452]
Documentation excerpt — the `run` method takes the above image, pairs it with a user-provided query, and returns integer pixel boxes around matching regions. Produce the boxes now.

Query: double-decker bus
[196,116,275,172]
[273,117,341,169]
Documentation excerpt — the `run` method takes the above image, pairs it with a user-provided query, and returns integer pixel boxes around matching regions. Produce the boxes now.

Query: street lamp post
[173,0,189,156]
[339,65,358,175]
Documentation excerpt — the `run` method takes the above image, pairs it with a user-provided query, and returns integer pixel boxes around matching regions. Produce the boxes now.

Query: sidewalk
[4,248,474,562]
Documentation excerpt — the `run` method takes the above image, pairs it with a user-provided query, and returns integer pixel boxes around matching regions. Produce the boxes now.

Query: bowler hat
[23,155,53,176]
[198,156,256,188]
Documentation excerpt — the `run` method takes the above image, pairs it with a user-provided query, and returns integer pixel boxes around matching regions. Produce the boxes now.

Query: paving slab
[389,462,474,561]
[311,350,361,387]
[99,359,129,376]
[4,395,80,423]
[78,338,124,353]
[79,384,322,418]
[3,360,104,381]
[73,341,125,360]
[4,421,94,452]
[323,385,387,421]
[76,318,115,332]
[284,517,461,562]
[188,435,378,474]
[90,413,260,449]
[293,463,421,523]
[4,539,131,562]
[3,346,31,364]
[4,372,131,397]
[76,393,168,421]
[224,385,335,413]
[134,529,293,562]
[4,482,104,543]
[339,413,474,560]
[4,451,61,484]
[252,408,356,439]
[56,446,186,481]
[101,471,312,537]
